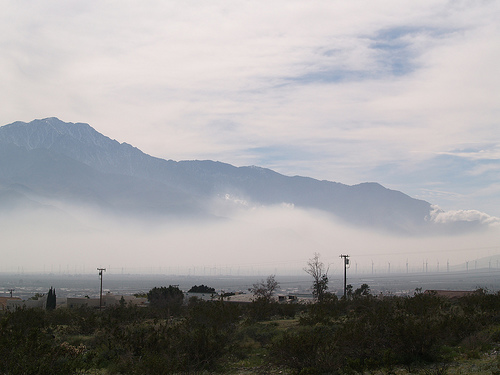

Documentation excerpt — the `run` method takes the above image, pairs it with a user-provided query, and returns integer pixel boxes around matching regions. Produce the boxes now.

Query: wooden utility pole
[8,289,14,298]
[340,254,350,299]
[97,268,106,310]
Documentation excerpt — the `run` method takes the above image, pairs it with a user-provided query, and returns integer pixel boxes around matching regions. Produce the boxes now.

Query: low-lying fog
[1,198,499,277]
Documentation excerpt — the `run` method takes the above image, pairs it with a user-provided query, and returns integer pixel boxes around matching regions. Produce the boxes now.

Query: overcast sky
[1,1,499,217]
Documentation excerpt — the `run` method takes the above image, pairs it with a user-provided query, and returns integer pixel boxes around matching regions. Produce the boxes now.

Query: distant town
[2,266,500,313]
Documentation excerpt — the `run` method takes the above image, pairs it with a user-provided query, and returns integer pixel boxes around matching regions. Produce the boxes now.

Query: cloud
[428,205,500,227]
[444,147,500,163]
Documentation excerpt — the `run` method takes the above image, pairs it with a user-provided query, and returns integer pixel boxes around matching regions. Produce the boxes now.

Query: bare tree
[249,275,279,302]
[304,253,329,302]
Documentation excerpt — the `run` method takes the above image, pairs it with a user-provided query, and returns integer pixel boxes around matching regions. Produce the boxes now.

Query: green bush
[0,308,87,374]
[270,325,341,373]
[147,285,184,316]
[238,322,280,346]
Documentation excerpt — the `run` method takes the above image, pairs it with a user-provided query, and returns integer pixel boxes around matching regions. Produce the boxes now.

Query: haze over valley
[0,118,498,276]
[1,2,499,283]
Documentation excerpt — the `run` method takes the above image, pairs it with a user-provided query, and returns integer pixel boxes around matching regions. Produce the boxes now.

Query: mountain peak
[0,117,105,150]
[0,118,157,184]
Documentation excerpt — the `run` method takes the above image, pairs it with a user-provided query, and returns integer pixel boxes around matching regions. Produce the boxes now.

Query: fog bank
[1,202,498,276]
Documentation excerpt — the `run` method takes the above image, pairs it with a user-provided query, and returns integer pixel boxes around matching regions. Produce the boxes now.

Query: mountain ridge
[0,117,471,234]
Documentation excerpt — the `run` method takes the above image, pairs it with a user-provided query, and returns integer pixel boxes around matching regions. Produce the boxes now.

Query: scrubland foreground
[2,288,500,374]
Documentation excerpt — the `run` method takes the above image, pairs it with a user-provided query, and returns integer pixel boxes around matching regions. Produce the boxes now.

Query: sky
[1,2,500,277]
[1,1,499,217]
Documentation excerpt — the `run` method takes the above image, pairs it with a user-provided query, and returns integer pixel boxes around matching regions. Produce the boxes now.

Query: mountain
[0,117,468,233]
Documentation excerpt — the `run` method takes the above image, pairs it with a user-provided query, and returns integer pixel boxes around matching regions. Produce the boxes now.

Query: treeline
[2,287,500,374]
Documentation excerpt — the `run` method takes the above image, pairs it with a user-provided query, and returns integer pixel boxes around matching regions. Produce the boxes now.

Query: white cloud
[429,205,500,226]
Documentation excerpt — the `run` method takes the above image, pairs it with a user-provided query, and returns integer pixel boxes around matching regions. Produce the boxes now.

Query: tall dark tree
[46,287,56,310]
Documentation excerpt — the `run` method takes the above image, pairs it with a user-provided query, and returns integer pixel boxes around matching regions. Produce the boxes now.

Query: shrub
[147,285,184,316]
[0,308,87,374]
[270,325,341,373]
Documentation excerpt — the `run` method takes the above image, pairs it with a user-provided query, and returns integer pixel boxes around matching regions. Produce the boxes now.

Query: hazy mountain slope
[0,141,203,217]
[0,117,434,232]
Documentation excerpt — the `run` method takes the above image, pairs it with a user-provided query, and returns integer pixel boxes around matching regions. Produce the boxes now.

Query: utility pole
[8,289,14,298]
[340,254,350,299]
[97,268,106,310]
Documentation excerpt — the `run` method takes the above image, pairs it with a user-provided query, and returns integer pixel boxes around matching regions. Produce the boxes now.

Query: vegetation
[188,284,216,293]
[3,285,500,374]
[249,274,279,302]
[247,274,282,321]
[46,286,56,310]
[146,285,184,315]
[304,252,330,302]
